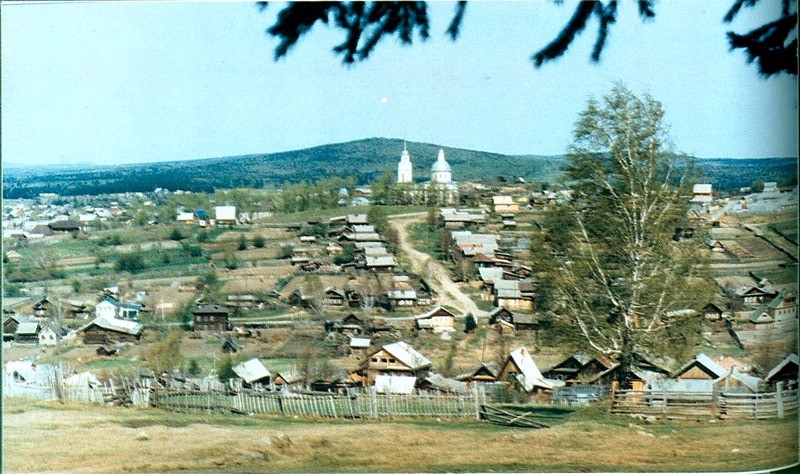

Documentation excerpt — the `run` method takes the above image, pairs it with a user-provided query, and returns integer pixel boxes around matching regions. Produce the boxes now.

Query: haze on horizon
[1,1,797,167]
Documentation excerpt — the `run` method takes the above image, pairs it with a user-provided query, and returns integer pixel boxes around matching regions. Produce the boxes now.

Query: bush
[237,234,248,251]
[252,235,266,248]
[169,228,185,241]
[115,252,146,273]
[277,245,293,259]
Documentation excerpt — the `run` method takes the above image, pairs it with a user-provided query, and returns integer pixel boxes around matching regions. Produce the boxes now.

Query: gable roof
[672,353,728,380]
[15,322,40,335]
[380,341,431,370]
[415,305,457,320]
[766,353,799,382]
[506,346,551,391]
[233,358,271,384]
[81,317,144,336]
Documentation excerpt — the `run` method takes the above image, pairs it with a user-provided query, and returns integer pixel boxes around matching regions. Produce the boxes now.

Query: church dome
[431,149,451,172]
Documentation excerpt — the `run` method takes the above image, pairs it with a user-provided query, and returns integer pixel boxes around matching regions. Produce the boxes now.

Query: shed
[233,358,272,386]
[765,353,799,387]
[497,346,554,392]
[14,322,40,344]
[80,317,144,344]
[414,306,457,333]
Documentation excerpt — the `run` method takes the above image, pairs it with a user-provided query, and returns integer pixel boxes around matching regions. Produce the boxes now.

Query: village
[2,146,797,428]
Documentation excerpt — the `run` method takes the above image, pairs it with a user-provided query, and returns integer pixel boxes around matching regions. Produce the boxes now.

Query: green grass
[407,222,446,260]
[263,205,427,225]
[770,219,798,244]
[82,358,142,370]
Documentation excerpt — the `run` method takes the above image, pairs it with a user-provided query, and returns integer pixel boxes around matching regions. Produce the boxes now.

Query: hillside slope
[2,137,796,198]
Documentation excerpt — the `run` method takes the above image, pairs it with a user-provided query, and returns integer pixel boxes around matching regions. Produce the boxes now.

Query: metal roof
[233,358,272,384]
[507,346,551,391]
[381,341,431,370]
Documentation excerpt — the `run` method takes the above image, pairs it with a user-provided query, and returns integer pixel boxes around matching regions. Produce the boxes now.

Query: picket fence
[610,382,797,420]
[153,385,488,419]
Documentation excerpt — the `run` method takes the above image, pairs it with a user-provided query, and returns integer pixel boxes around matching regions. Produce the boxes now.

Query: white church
[396,143,458,203]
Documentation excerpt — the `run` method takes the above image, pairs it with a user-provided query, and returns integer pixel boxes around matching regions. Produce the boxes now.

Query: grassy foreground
[2,398,797,473]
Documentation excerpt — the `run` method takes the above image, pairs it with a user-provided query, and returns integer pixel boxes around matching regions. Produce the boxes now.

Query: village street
[389,213,487,320]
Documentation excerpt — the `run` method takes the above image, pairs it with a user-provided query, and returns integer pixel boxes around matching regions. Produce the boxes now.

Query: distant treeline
[2,138,795,198]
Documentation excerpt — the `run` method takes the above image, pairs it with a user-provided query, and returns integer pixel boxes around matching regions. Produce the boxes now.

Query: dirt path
[389,213,486,318]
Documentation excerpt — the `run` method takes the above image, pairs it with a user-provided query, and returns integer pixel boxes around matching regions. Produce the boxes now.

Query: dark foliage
[3,138,794,198]
[724,0,797,76]
[262,1,796,76]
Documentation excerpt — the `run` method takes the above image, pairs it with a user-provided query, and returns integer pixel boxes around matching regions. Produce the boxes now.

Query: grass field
[2,398,797,473]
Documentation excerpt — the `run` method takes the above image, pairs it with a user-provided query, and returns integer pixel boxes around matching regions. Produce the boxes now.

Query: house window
[381,358,388,363]
[371,357,378,362]
[389,358,396,363]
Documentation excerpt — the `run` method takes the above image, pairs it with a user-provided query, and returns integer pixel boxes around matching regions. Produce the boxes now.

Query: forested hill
[2,137,796,198]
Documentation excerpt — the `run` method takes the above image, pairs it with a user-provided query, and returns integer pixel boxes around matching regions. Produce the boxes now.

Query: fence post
[609,381,618,413]
[473,383,481,420]
[661,387,667,420]
[370,389,378,418]
[711,384,719,419]
[776,382,784,419]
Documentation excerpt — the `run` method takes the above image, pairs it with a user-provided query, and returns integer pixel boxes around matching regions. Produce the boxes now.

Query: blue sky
[1,1,797,166]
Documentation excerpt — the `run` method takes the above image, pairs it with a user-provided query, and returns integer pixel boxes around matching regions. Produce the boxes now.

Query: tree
[115,250,146,273]
[144,330,185,375]
[464,313,477,333]
[237,233,248,251]
[532,84,714,387]
[751,178,765,193]
[260,1,796,77]
[216,354,237,383]
[252,234,266,248]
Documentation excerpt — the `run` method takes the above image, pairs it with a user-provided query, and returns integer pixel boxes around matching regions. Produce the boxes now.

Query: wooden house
[14,322,40,344]
[364,255,396,273]
[458,361,501,385]
[494,279,535,311]
[542,352,593,383]
[386,289,418,308]
[736,285,778,305]
[585,358,669,391]
[222,334,241,353]
[80,317,144,344]
[414,306,457,333]
[497,346,555,396]
[32,298,51,317]
[765,353,798,388]
[324,313,364,336]
[48,220,83,233]
[702,303,724,320]
[349,337,371,357]
[3,314,28,341]
[358,341,431,386]
[233,358,272,387]
[667,353,728,391]
[273,370,304,388]
[492,195,519,214]
[192,304,230,332]
[323,287,346,306]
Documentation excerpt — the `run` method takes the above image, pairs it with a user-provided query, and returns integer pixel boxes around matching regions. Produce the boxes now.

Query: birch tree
[532,84,714,386]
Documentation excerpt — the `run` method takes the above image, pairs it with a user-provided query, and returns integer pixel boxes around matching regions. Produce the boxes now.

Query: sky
[1,1,797,167]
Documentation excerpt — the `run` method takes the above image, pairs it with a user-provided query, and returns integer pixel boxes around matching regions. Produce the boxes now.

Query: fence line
[152,385,488,420]
[610,383,797,420]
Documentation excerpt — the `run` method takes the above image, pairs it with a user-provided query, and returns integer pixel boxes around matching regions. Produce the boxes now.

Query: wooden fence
[610,383,797,420]
[152,386,488,419]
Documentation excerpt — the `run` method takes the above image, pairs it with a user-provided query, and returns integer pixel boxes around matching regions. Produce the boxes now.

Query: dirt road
[389,213,486,318]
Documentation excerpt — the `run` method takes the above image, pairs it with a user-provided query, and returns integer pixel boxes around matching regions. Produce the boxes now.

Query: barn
[80,317,143,344]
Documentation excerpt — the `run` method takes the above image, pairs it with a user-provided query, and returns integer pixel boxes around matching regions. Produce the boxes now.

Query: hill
[2,138,796,198]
